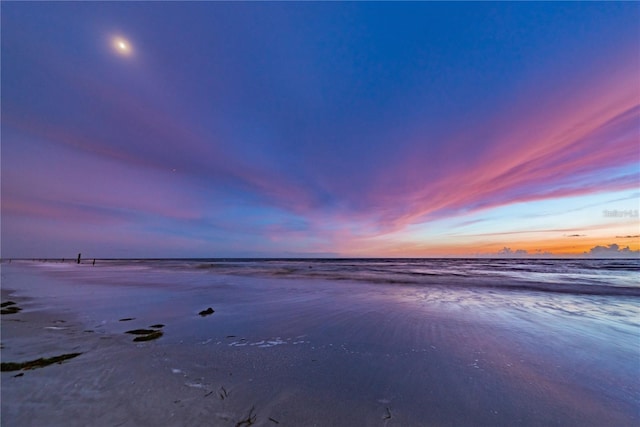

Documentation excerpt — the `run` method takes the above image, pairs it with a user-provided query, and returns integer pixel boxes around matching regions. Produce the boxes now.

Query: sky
[1,2,639,259]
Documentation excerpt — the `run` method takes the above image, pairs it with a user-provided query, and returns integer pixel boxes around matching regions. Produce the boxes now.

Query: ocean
[95,257,640,292]
[1,258,639,426]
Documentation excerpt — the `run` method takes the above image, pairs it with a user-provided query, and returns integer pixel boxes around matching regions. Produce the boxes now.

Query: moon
[112,36,133,56]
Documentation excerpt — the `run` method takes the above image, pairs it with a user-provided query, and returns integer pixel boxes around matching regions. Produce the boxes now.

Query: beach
[1,260,638,426]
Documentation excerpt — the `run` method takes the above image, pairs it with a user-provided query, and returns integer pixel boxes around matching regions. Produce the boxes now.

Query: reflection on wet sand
[1,260,638,426]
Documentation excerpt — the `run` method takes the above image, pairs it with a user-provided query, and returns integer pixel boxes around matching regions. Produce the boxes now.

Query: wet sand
[1,262,638,426]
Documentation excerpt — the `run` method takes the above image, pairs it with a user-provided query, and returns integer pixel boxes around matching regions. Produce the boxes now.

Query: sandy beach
[3,2,639,425]
[1,261,638,426]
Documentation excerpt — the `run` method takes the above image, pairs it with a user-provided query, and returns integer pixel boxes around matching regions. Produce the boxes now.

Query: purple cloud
[1,3,639,257]
[584,244,640,258]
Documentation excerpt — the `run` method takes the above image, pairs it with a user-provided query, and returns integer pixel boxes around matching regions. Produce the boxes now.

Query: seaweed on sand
[1,353,82,372]
[132,330,163,342]
[124,324,164,342]
[383,407,392,420]
[236,406,257,426]
[1,304,22,315]
[125,329,156,335]
[199,307,215,317]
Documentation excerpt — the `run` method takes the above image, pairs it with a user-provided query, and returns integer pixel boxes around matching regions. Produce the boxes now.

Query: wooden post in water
[77,253,81,264]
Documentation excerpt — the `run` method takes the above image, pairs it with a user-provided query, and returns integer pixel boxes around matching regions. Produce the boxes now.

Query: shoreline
[2,263,638,426]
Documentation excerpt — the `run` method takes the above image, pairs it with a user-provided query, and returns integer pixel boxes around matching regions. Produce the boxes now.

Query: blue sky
[2,2,639,258]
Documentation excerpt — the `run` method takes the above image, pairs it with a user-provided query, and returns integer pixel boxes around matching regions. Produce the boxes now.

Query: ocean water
[2,258,639,426]
[92,257,640,292]
[86,257,640,327]
[10,257,640,347]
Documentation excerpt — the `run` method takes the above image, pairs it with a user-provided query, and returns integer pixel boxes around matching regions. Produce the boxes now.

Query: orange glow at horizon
[333,222,640,257]
[337,238,640,258]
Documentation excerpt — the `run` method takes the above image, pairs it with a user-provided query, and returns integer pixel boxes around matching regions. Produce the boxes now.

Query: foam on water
[88,257,640,292]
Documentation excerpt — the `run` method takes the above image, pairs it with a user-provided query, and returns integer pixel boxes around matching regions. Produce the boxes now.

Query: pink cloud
[364,64,639,234]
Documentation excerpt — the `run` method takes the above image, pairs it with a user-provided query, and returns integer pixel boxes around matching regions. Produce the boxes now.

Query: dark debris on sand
[124,322,164,342]
[132,330,163,342]
[1,353,82,372]
[235,406,257,426]
[125,329,157,335]
[383,407,393,420]
[1,301,22,315]
[199,307,215,317]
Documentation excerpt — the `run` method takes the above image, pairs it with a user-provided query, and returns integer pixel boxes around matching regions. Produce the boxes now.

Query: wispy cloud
[366,80,639,233]
[2,2,639,257]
